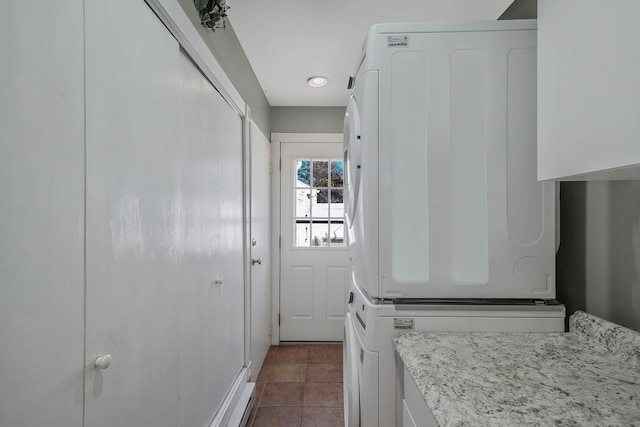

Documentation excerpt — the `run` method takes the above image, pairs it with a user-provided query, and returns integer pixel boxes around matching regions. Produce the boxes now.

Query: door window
[293,158,345,247]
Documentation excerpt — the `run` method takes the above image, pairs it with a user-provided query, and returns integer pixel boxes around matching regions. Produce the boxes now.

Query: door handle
[251,257,262,266]
[94,354,112,370]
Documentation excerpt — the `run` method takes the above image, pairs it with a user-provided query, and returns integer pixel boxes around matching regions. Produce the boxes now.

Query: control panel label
[393,318,415,330]
[387,35,408,47]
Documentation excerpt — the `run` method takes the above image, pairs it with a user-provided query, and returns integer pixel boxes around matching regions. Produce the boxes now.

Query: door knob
[94,354,112,370]
[251,257,262,266]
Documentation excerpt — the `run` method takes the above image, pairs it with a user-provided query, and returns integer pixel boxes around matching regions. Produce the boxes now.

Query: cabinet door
[84,0,183,424]
[538,0,640,180]
[0,1,85,426]
[403,367,439,427]
[402,400,419,427]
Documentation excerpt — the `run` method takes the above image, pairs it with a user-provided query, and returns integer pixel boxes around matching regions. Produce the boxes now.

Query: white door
[250,122,271,380]
[280,142,351,341]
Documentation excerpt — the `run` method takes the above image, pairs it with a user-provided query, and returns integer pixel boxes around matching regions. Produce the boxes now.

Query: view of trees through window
[294,158,345,247]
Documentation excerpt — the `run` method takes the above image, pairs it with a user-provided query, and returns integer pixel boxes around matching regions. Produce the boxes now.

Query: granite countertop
[393,311,640,426]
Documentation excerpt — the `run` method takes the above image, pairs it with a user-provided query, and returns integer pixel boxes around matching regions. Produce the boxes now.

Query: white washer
[344,280,565,427]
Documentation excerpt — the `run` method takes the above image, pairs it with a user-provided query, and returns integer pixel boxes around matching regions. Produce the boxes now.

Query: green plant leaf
[194,0,208,11]
[194,0,228,32]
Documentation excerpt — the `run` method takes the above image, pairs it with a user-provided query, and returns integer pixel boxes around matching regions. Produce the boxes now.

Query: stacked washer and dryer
[342,20,565,427]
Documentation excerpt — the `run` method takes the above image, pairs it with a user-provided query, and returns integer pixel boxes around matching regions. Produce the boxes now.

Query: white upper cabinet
[538,0,640,180]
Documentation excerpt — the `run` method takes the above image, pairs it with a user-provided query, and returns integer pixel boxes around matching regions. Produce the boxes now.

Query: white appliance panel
[450,48,489,284]
[344,313,380,427]
[389,50,430,284]
[346,69,379,297]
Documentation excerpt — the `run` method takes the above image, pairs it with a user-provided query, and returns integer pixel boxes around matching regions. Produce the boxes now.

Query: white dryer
[343,19,556,301]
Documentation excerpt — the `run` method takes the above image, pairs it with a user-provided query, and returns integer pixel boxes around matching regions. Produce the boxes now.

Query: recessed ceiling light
[307,76,329,88]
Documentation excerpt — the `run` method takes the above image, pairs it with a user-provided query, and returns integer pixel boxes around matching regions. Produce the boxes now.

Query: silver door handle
[251,257,262,266]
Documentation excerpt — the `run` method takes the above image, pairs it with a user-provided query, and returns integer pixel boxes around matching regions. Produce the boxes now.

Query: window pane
[330,191,344,218]
[311,221,329,247]
[296,160,311,186]
[316,189,329,204]
[295,189,311,218]
[311,189,329,217]
[295,221,310,247]
[329,221,346,247]
[312,160,329,187]
[330,189,343,204]
[331,160,344,187]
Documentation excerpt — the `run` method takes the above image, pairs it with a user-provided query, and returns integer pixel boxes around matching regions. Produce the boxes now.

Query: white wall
[0,1,85,425]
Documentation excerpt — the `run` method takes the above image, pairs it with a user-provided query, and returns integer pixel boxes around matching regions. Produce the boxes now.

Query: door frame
[270,132,344,344]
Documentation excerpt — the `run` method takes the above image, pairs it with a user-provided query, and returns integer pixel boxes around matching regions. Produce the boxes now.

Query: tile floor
[248,344,344,427]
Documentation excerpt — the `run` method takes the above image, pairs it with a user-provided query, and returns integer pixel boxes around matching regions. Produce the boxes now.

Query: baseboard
[209,367,251,427]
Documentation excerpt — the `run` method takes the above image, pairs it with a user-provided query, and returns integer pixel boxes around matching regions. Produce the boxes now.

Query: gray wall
[498,0,536,20]
[557,182,640,331]
[271,106,346,134]
[177,0,271,136]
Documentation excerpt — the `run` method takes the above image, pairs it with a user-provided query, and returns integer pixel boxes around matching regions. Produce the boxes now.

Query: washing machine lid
[343,95,362,227]
[343,313,360,427]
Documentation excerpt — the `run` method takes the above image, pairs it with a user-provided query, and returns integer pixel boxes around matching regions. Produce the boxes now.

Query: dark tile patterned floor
[248,344,344,427]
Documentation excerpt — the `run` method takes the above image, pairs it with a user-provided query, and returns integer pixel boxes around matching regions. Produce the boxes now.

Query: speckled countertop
[393,311,640,426]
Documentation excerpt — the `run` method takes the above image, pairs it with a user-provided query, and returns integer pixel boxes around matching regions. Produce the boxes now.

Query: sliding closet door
[84,0,184,425]
[85,1,246,426]
[175,49,245,426]
[175,50,223,427]
[203,89,245,422]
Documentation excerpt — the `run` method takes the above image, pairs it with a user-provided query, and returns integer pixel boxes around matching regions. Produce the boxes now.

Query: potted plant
[194,0,229,32]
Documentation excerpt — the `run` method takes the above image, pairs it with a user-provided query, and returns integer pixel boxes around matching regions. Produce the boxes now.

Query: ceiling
[227,0,514,107]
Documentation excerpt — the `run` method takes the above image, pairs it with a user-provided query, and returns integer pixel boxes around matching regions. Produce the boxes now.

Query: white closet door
[0,1,85,426]
[175,49,223,427]
[215,97,246,392]
[84,1,246,425]
[176,51,245,425]
[84,0,183,425]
